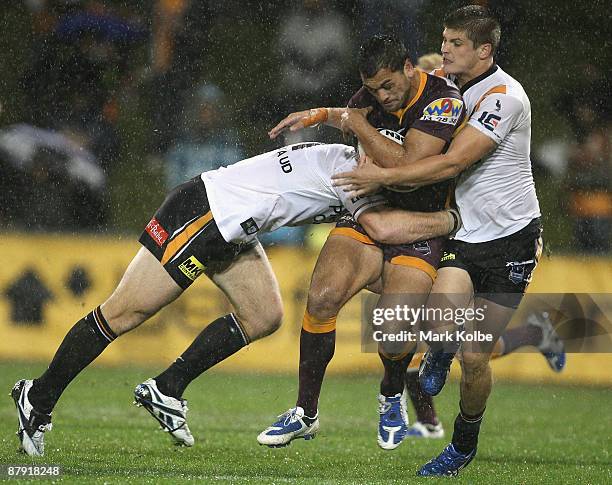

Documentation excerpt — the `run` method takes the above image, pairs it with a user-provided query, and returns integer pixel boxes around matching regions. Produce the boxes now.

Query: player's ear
[403,59,415,78]
[478,43,492,60]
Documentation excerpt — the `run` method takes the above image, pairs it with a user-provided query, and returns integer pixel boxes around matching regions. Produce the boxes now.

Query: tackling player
[333,6,547,476]
[10,142,458,456]
[403,52,565,440]
[258,35,465,450]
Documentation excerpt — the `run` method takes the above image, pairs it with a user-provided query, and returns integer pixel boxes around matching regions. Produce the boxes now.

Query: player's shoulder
[463,65,530,116]
[465,65,527,101]
[410,72,464,129]
[423,71,462,100]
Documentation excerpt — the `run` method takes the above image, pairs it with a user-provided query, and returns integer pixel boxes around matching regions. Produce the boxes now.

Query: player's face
[440,28,480,75]
[361,67,411,113]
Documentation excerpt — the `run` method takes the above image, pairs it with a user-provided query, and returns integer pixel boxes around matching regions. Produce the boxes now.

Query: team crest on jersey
[413,241,432,256]
[421,98,463,125]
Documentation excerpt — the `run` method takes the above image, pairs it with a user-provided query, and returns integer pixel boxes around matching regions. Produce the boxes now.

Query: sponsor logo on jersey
[240,217,260,235]
[291,142,322,151]
[477,111,501,132]
[179,256,205,281]
[145,218,169,247]
[441,252,456,262]
[313,205,344,224]
[377,128,405,144]
[421,98,463,125]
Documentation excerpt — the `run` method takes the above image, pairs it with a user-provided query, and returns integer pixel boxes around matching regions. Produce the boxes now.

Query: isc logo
[178,256,205,281]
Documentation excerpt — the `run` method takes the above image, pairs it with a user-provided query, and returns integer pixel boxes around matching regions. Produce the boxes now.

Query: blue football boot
[257,407,319,447]
[377,392,409,450]
[417,443,476,476]
[419,349,456,396]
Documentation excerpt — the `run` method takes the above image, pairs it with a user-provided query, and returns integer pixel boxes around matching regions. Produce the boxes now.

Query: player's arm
[333,93,523,194]
[268,107,371,139]
[333,164,457,246]
[357,206,460,245]
[333,125,497,196]
[341,110,447,168]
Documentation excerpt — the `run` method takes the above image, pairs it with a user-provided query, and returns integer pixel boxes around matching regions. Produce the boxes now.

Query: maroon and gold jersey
[348,70,465,211]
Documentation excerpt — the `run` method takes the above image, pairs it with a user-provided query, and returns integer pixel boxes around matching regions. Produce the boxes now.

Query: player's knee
[101,298,154,336]
[307,284,345,320]
[236,301,284,341]
[102,306,152,336]
[262,305,284,336]
[379,345,415,362]
[460,351,490,378]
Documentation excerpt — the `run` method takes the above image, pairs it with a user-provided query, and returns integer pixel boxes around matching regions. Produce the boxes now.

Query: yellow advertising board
[0,233,611,385]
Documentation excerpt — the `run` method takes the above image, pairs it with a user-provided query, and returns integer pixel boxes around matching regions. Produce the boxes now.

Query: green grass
[0,362,610,484]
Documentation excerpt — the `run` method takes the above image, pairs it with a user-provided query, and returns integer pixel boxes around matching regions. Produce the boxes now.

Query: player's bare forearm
[333,153,460,195]
[358,206,458,245]
[382,125,499,185]
[346,114,407,167]
[381,154,461,187]
[333,126,498,192]
[324,108,347,129]
[268,107,356,139]
[343,112,448,169]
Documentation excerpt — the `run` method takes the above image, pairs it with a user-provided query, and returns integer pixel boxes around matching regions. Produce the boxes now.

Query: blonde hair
[417,53,443,72]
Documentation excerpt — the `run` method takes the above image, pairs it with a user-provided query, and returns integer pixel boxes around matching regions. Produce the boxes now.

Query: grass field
[0,362,610,484]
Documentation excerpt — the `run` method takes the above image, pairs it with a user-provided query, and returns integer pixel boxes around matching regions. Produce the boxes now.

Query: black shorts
[439,218,543,308]
[331,212,443,281]
[139,176,252,289]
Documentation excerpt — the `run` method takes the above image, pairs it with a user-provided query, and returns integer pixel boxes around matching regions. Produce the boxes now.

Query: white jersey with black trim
[201,143,386,244]
[445,65,541,243]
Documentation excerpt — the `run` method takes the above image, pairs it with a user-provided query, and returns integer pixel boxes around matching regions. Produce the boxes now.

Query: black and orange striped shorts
[139,176,251,289]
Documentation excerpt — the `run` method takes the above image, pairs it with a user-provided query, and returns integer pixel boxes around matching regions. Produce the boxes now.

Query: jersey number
[477,112,501,132]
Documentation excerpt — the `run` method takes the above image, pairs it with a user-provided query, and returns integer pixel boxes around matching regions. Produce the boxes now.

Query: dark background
[0,0,609,253]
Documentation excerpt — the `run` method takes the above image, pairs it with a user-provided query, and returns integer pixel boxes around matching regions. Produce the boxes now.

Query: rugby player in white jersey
[10,142,459,456]
[333,6,547,476]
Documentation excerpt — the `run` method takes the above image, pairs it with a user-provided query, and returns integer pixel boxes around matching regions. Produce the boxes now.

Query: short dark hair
[358,35,410,78]
[443,5,501,56]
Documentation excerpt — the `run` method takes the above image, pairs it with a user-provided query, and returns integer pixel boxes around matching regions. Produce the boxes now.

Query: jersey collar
[460,64,499,94]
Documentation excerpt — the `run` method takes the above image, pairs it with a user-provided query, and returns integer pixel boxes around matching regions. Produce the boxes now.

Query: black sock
[500,325,543,355]
[405,370,438,425]
[154,314,249,399]
[451,403,484,453]
[30,307,116,414]
[296,329,335,417]
[379,351,414,397]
